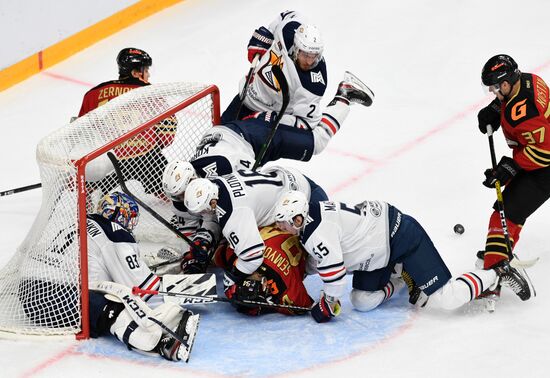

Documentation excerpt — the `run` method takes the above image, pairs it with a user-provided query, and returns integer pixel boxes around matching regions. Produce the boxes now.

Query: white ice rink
[1,0,549,377]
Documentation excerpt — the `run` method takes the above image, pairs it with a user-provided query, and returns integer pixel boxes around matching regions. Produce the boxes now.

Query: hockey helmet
[184,178,219,214]
[117,48,152,77]
[292,24,323,70]
[481,54,520,87]
[274,190,309,233]
[97,191,140,230]
[162,160,197,201]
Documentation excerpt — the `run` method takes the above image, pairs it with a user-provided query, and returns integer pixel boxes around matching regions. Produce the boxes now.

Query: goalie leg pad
[110,309,163,352]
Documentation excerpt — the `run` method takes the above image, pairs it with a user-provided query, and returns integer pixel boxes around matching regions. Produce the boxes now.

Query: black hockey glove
[477,98,501,134]
[223,265,249,298]
[247,26,274,63]
[180,229,214,274]
[483,156,521,188]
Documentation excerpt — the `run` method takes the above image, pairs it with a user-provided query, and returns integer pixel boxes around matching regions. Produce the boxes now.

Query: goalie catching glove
[311,293,341,323]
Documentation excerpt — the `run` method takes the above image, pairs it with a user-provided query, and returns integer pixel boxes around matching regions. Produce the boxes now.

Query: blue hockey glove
[247,26,274,63]
[311,294,341,323]
[180,229,214,274]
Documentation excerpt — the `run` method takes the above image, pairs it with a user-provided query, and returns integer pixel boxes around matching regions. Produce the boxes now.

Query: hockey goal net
[0,82,219,338]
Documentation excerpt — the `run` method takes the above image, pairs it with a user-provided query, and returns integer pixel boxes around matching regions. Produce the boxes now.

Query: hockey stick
[106,152,203,256]
[0,183,41,197]
[233,54,261,120]
[252,64,290,171]
[91,281,197,362]
[487,125,536,297]
[132,287,312,312]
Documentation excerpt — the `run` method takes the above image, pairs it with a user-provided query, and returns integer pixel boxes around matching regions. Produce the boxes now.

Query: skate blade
[343,71,375,98]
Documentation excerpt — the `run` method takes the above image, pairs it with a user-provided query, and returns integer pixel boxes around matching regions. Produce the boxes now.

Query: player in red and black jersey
[78,48,177,195]
[214,225,314,316]
[477,54,550,271]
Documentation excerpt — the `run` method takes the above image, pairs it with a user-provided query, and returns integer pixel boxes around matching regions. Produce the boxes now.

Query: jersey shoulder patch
[504,73,541,127]
[296,59,327,97]
[301,202,323,243]
[88,214,135,243]
[212,178,234,228]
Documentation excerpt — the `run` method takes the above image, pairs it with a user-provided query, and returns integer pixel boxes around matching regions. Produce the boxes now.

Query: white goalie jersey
[301,201,391,299]
[243,11,328,130]
[212,166,313,275]
[87,214,162,307]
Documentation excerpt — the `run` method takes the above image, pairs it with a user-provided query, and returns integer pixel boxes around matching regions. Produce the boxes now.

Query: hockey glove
[242,111,277,123]
[223,265,249,299]
[477,98,501,134]
[232,277,270,316]
[247,26,274,63]
[482,156,521,188]
[311,293,341,323]
[180,229,214,274]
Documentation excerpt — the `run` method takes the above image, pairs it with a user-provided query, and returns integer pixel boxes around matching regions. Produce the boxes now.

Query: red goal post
[0,82,220,339]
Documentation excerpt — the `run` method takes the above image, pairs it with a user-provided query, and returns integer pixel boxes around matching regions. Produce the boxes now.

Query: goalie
[21,191,200,362]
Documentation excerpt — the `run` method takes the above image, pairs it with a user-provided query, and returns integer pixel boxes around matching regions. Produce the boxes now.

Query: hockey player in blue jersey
[273,191,531,323]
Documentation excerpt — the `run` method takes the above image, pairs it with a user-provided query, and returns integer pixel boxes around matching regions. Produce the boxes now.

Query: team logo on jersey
[202,162,218,178]
[367,201,382,217]
[258,51,285,92]
[216,205,226,219]
[310,71,325,85]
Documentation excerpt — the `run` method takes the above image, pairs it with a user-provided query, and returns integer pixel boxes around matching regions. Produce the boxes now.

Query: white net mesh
[0,82,217,337]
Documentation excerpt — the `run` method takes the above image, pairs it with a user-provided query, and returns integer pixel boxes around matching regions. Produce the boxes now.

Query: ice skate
[158,310,200,362]
[333,71,375,107]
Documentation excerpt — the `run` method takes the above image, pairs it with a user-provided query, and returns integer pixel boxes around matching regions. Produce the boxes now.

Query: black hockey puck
[453,224,465,235]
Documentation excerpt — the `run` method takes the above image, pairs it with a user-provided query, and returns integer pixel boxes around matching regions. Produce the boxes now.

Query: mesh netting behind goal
[0,82,219,338]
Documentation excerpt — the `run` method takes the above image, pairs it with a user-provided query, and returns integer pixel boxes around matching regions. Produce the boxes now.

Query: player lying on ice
[86,192,200,362]
[213,224,314,316]
[273,191,532,323]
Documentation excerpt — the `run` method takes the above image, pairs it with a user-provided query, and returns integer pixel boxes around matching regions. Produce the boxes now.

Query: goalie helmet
[162,160,197,200]
[184,178,219,214]
[274,190,309,233]
[291,24,323,70]
[97,191,140,231]
[481,54,520,86]
[117,47,152,77]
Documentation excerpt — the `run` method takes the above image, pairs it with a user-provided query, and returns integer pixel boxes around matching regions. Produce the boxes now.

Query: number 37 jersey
[211,167,312,275]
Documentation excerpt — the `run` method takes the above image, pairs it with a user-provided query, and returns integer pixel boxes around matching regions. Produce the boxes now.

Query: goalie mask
[184,178,219,215]
[162,160,197,201]
[274,190,309,235]
[291,24,323,71]
[97,192,140,231]
[117,47,152,77]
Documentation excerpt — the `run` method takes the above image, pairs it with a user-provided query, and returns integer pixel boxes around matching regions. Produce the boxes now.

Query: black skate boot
[331,71,375,107]
[492,259,531,301]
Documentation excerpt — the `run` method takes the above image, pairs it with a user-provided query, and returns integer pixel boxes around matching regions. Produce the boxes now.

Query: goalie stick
[106,152,204,257]
[0,183,41,197]
[91,280,198,362]
[132,286,313,312]
[252,64,290,171]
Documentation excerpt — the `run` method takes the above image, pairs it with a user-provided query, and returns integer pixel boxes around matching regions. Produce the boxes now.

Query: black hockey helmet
[481,54,520,86]
[117,48,152,77]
